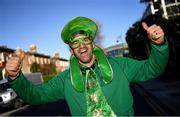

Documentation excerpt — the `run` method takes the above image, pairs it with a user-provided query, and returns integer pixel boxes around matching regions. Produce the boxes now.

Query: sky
[0,0,147,59]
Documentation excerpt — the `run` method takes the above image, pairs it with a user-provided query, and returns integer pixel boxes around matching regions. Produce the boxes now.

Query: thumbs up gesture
[5,51,25,80]
[142,22,164,44]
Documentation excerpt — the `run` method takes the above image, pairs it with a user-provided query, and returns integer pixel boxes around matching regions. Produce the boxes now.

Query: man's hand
[5,51,25,80]
[142,22,164,44]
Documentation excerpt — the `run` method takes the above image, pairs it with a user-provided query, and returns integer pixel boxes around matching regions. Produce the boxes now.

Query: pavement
[134,75,180,116]
[8,100,71,116]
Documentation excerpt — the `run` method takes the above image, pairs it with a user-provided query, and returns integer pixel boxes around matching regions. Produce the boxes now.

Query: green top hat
[61,16,98,44]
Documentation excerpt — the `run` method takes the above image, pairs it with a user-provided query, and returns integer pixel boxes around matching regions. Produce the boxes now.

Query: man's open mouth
[80,49,88,56]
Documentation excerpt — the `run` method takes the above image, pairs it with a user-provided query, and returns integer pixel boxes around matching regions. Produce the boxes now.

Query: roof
[0,46,15,53]
[26,52,51,58]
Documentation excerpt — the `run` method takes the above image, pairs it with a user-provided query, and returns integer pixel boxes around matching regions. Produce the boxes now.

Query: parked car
[0,79,23,109]
[0,72,43,109]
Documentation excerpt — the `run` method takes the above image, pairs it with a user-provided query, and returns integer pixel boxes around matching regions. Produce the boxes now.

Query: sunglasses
[70,36,92,49]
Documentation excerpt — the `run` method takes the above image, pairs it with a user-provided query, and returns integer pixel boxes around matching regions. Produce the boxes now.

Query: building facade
[141,0,180,19]
[104,43,129,57]
[52,52,69,73]
[0,46,15,80]
[23,52,51,73]
[0,45,69,79]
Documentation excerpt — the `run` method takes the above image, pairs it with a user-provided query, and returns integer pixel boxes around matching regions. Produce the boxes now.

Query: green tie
[85,68,116,117]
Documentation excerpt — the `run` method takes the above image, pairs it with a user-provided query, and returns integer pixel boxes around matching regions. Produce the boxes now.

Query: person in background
[5,16,169,116]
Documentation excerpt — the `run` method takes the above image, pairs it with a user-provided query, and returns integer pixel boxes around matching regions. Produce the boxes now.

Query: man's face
[70,34,94,64]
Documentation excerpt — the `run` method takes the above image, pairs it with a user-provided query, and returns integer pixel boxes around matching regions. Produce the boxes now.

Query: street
[1,100,71,116]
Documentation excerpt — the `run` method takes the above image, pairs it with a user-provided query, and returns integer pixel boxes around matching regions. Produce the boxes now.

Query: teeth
[80,49,86,54]
[81,51,86,54]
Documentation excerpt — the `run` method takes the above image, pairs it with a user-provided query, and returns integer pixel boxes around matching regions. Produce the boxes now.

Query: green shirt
[9,40,169,116]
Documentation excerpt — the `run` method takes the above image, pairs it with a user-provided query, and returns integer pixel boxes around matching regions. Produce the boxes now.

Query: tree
[94,20,104,48]
[30,62,41,73]
[125,20,151,60]
[125,14,179,60]
[126,14,180,78]
[41,61,56,75]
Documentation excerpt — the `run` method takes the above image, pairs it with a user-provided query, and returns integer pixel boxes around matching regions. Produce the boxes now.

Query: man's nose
[79,42,85,48]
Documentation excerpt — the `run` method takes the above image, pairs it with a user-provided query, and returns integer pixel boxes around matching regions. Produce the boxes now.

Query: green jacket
[10,40,169,116]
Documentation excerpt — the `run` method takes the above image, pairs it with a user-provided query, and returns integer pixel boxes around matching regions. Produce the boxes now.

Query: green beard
[70,45,113,92]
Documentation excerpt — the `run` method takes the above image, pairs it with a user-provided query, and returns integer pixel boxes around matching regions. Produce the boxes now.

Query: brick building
[0,44,69,79]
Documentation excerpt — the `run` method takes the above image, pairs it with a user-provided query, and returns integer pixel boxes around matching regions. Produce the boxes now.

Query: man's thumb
[142,22,149,31]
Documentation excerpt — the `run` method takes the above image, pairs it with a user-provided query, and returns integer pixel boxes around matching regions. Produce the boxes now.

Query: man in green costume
[5,16,169,116]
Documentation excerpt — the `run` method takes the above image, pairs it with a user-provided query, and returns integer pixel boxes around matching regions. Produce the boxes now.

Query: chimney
[30,44,37,53]
[54,51,59,59]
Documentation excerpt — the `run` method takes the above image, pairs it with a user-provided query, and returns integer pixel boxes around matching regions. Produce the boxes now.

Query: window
[28,58,32,64]
[36,57,39,64]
